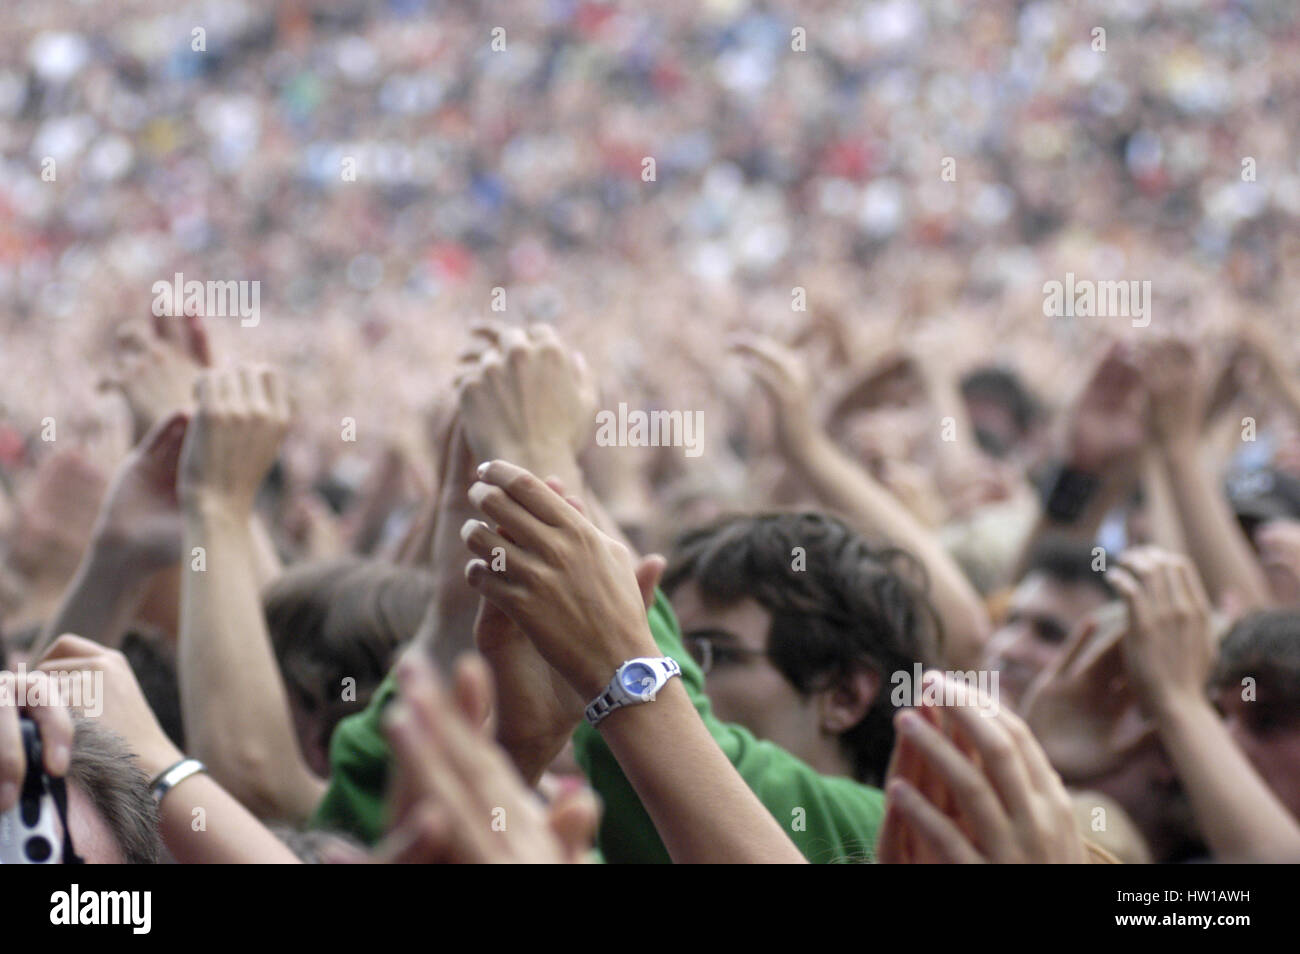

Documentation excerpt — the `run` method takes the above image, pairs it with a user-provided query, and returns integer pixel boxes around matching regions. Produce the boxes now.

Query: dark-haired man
[1212,609,1300,819]
[662,511,937,785]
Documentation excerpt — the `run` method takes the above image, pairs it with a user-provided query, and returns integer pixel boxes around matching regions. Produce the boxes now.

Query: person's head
[959,366,1041,459]
[65,719,161,864]
[662,511,939,785]
[983,538,1116,708]
[1211,610,1300,818]
[263,558,433,775]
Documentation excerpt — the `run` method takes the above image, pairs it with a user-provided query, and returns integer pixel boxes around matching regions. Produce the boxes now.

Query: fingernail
[477,461,490,478]
[897,711,920,733]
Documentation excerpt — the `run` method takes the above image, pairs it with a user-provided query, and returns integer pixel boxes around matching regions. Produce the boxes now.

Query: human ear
[818,668,880,734]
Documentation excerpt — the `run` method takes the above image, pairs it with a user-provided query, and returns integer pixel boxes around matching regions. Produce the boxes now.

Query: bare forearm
[247,514,283,586]
[1153,694,1300,862]
[36,541,153,657]
[1160,440,1270,608]
[1139,448,1187,553]
[180,500,324,820]
[422,489,487,665]
[159,774,301,863]
[790,431,990,668]
[599,680,806,864]
[129,735,301,863]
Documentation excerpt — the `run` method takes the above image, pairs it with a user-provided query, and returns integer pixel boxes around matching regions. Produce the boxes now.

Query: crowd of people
[2,1,1300,865]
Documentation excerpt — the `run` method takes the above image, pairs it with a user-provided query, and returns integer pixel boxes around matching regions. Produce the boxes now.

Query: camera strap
[48,776,84,865]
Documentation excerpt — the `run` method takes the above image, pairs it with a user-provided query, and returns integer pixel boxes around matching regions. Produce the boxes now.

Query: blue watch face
[620,662,656,695]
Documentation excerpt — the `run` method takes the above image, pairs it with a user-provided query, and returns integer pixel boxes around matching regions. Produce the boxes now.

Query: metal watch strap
[584,687,621,727]
[585,657,681,727]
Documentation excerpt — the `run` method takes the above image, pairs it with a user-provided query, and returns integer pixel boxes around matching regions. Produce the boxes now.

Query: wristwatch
[584,657,682,727]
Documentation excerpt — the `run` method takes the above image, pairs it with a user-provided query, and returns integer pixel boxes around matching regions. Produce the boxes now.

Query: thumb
[634,553,667,610]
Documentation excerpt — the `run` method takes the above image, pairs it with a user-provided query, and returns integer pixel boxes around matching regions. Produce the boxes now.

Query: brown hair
[262,558,433,752]
[67,719,162,864]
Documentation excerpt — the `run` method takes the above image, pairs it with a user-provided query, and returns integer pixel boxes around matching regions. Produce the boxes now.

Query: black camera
[0,716,81,864]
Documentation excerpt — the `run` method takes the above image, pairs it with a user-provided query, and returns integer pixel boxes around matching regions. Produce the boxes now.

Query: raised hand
[178,366,291,515]
[463,459,659,700]
[0,668,74,813]
[1106,547,1215,716]
[6,451,105,583]
[1106,548,1300,861]
[36,634,182,779]
[467,474,665,782]
[457,323,596,470]
[1064,341,1146,473]
[101,312,212,443]
[730,335,817,456]
[93,411,189,572]
[1019,604,1157,783]
[878,672,1087,864]
[1141,337,1207,449]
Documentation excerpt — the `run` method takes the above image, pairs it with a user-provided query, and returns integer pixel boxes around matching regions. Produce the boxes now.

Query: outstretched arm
[464,459,806,863]
[177,366,325,821]
[36,636,299,863]
[34,413,191,658]
[1010,341,1146,581]
[1108,548,1300,862]
[1142,340,1271,610]
[733,336,989,669]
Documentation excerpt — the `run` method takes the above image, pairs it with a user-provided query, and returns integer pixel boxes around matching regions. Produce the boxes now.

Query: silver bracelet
[150,758,207,804]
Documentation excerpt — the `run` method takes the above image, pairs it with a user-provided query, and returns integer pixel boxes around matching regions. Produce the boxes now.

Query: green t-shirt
[311,591,884,862]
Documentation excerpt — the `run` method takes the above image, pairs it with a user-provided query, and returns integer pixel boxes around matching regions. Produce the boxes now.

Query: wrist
[594,673,690,733]
[1145,683,1210,725]
[575,627,663,701]
[498,730,575,787]
[134,738,186,781]
[181,489,252,523]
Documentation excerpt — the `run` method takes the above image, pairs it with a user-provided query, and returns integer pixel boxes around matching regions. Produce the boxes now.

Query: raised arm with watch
[584,657,681,727]
[464,459,806,863]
